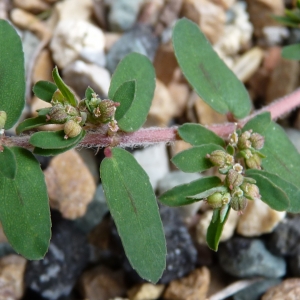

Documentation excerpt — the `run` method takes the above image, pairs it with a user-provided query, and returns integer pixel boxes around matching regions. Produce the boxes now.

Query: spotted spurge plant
[1,18,300,283]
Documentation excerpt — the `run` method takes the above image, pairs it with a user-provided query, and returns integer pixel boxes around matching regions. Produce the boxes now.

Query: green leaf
[206,208,231,251]
[0,147,51,259]
[172,144,224,173]
[0,20,25,129]
[52,67,77,107]
[242,112,272,132]
[37,107,51,116]
[282,44,300,60]
[85,86,95,101]
[272,15,300,27]
[113,80,136,121]
[159,176,222,206]
[16,115,48,134]
[33,135,85,156]
[108,53,155,132]
[30,129,85,149]
[32,81,57,103]
[246,169,300,213]
[172,18,251,119]
[0,146,16,179]
[100,148,166,283]
[245,170,289,211]
[178,123,225,146]
[187,186,228,200]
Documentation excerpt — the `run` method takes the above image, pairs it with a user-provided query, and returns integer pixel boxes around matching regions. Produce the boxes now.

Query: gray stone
[286,128,300,153]
[106,24,159,73]
[287,28,300,45]
[218,237,286,278]
[74,184,108,234]
[233,278,282,300]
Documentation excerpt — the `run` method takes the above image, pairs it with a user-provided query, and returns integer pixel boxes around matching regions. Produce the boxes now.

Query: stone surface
[212,0,236,10]
[0,254,27,300]
[265,56,300,104]
[32,48,53,83]
[196,209,239,245]
[44,149,96,219]
[106,24,159,73]
[13,0,50,13]
[107,0,145,32]
[25,212,89,300]
[233,279,281,300]
[31,96,52,117]
[127,283,165,300]
[63,61,110,98]
[218,237,286,278]
[261,278,300,300]
[50,20,105,69]
[181,0,226,44]
[168,81,190,118]
[237,199,286,237]
[80,266,126,300]
[133,144,169,190]
[163,267,210,300]
[74,184,108,234]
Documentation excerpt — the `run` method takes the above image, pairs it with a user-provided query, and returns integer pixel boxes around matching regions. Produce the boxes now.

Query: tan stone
[128,283,165,300]
[262,278,300,300]
[44,149,96,219]
[168,82,190,117]
[196,209,239,245]
[104,32,122,52]
[31,96,52,117]
[266,56,300,104]
[181,0,226,44]
[237,199,286,237]
[81,266,126,300]
[13,0,50,13]
[32,49,53,83]
[10,8,51,40]
[211,0,236,10]
[0,255,27,300]
[163,267,210,300]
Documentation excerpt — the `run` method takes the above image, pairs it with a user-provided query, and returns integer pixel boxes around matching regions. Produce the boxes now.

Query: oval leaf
[242,112,271,132]
[178,123,225,146]
[282,44,300,60]
[0,20,25,129]
[32,81,57,103]
[113,80,136,121]
[30,129,85,149]
[245,171,289,211]
[100,148,166,283]
[52,67,77,107]
[0,147,51,259]
[0,146,16,179]
[246,169,300,213]
[172,18,251,119]
[206,208,231,251]
[172,144,224,173]
[159,176,221,207]
[108,53,155,132]
[16,115,48,135]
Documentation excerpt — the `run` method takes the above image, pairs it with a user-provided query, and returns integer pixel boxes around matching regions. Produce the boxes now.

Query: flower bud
[245,153,262,169]
[238,130,252,150]
[65,105,79,117]
[207,192,223,209]
[48,106,68,124]
[249,133,264,150]
[64,120,82,139]
[207,150,232,168]
[226,169,244,190]
[230,187,247,211]
[0,111,7,130]
[96,99,117,123]
[240,182,260,200]
[229,131,238,147]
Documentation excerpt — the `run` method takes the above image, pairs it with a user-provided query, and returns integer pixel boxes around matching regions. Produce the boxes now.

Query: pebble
[233,278,282,300]
[212,0,236,10]
[237,199,286,237]
[25,212,89,300]
[127,283,165,300]
[0,254,27,300]
[63,61,110,99]
[163,267,210,300]
[107,0,146,32]
[261,278,300,300]
[196,209,239,245]
[262,26,289,46]
[106,24,159,73]
[181,0,226,44]
[32,48,53,83]
[50,20,105,69]
[44,149,96,220]
[12,0,50,13]
[80,266,126,300]
[133,144,169,190]
[218,237,286,278]
[74,184,108,234]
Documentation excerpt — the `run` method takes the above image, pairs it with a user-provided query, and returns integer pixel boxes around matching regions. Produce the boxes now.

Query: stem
[8,88,300,149]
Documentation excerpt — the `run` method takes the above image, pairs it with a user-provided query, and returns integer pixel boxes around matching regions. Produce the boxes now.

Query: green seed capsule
[0,111,7,130]
[64,120,82,139]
